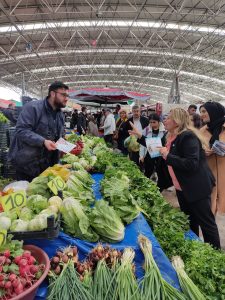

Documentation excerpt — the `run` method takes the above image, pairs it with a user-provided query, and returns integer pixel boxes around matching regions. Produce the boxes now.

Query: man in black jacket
[123,105,149,165]
[8,81,69,181]
[77,106,87,135]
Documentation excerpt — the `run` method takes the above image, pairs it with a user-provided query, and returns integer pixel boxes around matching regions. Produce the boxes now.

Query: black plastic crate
[10,214,61,240]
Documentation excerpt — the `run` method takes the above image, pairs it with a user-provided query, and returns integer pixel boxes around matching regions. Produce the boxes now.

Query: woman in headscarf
[139,113,165,179]
[200,101,225,215]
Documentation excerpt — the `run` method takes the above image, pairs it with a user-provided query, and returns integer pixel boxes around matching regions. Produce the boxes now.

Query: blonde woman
[129,108,220,249]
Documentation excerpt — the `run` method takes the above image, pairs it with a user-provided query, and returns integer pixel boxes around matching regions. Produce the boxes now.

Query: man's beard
[54,96,66,109]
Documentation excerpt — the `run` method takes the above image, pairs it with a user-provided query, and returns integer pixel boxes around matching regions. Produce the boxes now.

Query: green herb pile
[79,136,225,300]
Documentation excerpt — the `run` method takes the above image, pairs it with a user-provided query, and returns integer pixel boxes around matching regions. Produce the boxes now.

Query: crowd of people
[4,80,225,250]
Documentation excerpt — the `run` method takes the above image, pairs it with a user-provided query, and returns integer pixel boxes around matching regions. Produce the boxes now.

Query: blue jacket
[8,98,65,178]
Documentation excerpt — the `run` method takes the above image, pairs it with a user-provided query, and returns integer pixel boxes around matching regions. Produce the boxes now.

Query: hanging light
[25,42,32,52]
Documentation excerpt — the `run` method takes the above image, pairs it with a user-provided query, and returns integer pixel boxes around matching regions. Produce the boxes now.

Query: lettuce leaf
[89,200,125,243]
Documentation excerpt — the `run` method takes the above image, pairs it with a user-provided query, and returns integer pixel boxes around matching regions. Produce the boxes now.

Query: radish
[18,258,28,267]
[28,256,36,265]
[14,256,22,264]
[0,256,6,264]
[30,265,38,274]
[0,273,4,281]
[22,251,31,259]
[5,281,12,289]
[12,279,20,288]
[3,250,10,258]
[6,258,11,264]
[9,274,17,282]
[15,283,24,295]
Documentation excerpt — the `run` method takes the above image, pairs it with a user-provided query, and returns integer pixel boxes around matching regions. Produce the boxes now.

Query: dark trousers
[104,134,113,145]
[176,190,220,249]
[144,154,158,178]
[129,151,140,166]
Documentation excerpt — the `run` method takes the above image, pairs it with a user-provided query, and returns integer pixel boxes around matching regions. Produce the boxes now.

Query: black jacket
[77,112,87,134]
[8,98,65,178]
[123,116,149,139]
[138,130,215,202]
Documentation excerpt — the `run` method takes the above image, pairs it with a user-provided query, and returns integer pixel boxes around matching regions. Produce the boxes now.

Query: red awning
[0,99,15,108]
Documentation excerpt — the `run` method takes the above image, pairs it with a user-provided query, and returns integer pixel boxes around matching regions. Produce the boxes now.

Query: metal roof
[1,0,225,104]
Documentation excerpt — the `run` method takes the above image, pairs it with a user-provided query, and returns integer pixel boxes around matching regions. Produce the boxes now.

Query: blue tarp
[28,173,187,299]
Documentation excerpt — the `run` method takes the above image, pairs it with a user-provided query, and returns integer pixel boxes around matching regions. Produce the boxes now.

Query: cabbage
[39,208,57,218]
[27,195,48,214]
[18,207,33,221]
[89,200,125,243]
[60,197,98,242]
[61,153,79,164]
[48,196,62,210]
[124,136,140,152]
[27,176,51,198]
[48,205,58,214]
[28,215,48,231]
[10,219,29,232]
[0,216,11,230]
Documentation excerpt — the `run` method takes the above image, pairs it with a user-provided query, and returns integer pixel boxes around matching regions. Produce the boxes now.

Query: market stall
[0,135,224,300]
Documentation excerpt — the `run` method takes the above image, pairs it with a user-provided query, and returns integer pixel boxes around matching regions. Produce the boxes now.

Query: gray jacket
[8,98,65,178]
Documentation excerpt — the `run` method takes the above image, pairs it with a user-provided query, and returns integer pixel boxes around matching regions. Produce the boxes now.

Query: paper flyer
[145,137,162,158]
[56,138,76,153]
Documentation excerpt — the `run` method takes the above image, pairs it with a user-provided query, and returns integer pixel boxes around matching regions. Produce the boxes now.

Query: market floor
[162,188,225,250]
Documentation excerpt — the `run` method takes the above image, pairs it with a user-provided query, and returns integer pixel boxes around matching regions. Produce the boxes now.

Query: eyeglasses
[54,91,69,98]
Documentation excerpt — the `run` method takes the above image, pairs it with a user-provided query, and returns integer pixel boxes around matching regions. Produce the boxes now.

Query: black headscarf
[202,101,225,147]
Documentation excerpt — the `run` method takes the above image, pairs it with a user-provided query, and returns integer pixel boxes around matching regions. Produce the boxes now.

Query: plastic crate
[9,214,61,240]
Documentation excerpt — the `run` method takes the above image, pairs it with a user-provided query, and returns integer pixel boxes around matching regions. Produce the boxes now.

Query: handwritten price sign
[48,176,66,195]
[0,191,26,212]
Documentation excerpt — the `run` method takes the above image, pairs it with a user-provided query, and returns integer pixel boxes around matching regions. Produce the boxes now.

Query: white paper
[212,140,225,156]
[146,137,162,158]
[56,138,76,153]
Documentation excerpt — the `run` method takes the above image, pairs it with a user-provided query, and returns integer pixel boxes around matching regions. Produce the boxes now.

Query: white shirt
[102,113,116,135]
[133,118,142,133]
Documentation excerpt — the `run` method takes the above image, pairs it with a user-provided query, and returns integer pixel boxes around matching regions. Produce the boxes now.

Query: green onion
[106,247,140,300]
[92,259,114,300]
[138,234,186,300]
[48,260,93,300]
[172,256,206,300]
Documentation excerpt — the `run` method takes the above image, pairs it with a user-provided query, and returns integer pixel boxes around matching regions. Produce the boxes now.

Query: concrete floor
[162,188,225,250]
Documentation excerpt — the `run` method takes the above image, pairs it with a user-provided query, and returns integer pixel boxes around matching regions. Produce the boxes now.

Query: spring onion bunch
[172,256,206,300]
[92,259,114,300]
[138,234,186,300]
[48,259,93,300]
[107,247,140,300]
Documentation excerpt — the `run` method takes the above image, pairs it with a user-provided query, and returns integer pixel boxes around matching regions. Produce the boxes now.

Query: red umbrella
[69,87,150,104]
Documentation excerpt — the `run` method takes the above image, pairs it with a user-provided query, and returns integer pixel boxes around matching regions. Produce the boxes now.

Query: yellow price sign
[48,176,66,195]
[0,191,26,212]
[0,229,7,246]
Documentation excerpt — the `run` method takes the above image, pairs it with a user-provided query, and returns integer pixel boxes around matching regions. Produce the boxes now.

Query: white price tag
[56,138,76,153]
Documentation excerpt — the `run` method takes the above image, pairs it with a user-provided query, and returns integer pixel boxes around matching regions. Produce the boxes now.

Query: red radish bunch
[0,249,45,299]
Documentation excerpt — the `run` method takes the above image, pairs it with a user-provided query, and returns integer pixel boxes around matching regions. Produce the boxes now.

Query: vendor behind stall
[8,81,69,181]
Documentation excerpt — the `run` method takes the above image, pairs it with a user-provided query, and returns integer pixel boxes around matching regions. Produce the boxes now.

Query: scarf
[203,102,225,147]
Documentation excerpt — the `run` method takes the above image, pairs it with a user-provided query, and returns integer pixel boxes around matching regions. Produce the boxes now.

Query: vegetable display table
[26,174,187,299]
